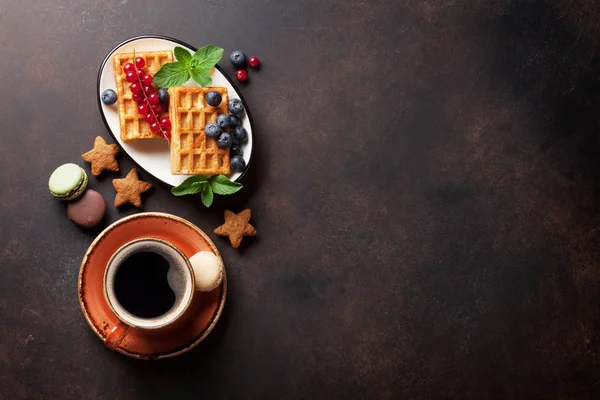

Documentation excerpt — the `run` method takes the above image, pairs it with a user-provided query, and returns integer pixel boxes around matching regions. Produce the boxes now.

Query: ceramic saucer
[78,212,226,360]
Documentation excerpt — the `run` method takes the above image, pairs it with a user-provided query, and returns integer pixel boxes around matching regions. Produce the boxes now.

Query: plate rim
[78,212,227,360]
[97,34,254,186]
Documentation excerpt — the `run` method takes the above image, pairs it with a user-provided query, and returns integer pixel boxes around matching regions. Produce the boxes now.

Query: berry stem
[132,49,170,141]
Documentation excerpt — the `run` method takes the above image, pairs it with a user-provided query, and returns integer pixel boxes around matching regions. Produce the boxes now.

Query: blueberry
[232,126,248,143]
[205,123,221,138]
[217,132,233,149]
[230,155,246,172]
[101,89,117,105]
[228,98,244,115]
[205,91,222,107]
[216,114,231,129]
[229,115,241,128]
[230,144,243,157]
[158,88,169,104]
[230,50,247,69]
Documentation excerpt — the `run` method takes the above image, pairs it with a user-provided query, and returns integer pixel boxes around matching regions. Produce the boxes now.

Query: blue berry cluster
[204,92,248,173]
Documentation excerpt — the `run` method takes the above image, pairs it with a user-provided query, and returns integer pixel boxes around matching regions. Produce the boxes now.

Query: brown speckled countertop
[1,0,600,398]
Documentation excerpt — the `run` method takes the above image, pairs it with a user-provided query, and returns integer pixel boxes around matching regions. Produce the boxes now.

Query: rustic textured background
[2,0,600,398]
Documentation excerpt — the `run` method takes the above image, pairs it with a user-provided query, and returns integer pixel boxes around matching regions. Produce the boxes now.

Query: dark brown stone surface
[2,0,600,398]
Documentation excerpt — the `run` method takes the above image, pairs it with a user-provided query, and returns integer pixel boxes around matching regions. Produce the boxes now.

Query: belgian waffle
[112,51,173,141]
[168,86,230,175]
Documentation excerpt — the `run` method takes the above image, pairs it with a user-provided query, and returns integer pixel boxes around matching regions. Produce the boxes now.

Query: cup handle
[104,321,130,350]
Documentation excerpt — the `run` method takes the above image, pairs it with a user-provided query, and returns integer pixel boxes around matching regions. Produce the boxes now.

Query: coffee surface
[114,251,176,318]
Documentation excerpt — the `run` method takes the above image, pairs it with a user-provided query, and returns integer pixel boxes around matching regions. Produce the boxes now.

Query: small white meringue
[189,251,224,292]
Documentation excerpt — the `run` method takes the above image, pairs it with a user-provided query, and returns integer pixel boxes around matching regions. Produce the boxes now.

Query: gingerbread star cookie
[112,168,152,208]
[82,136,120,176]
[214,209,256,248]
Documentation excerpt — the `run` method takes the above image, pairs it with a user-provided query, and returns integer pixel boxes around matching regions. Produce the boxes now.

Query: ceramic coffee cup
[103,238,195,349]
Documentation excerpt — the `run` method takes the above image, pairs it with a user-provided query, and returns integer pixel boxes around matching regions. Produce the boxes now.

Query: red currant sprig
[123,52,171,140]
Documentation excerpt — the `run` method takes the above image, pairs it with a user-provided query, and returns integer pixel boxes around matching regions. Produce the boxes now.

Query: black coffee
[114,251,176,318]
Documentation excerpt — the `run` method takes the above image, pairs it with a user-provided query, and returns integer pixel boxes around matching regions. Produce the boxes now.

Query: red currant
[143,85,154,95]
[125,71,137,83]
[136,68,145,77]
[135,57,146,69]
[249,56,260,68]
[163,130,171,139]
[150,122,161,132]
[123,62,135,74]
[148,93,159,105]
[138,103,150,115]
[141,74,153,86]
[129,82,141,94]
[160,117,171,130]
[151,104,163,114]
[235,69,248,82]
[145,113,156,124]
[132,92,144,103]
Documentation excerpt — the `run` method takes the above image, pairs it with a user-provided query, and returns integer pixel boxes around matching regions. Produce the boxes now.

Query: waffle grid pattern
[169,87,230,175]
[113,51,173,141]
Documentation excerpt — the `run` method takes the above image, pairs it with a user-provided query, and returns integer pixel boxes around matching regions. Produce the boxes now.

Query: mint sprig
[154,45,223,88]
[171,174,243,208]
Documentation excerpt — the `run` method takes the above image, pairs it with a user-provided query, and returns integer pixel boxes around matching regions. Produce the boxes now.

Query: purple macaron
[67,189,106,228]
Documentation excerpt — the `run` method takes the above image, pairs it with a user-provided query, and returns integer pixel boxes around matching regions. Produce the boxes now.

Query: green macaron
[48,163,88,200]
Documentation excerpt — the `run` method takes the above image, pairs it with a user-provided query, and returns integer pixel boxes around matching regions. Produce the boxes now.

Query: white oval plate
[97,36,253,185]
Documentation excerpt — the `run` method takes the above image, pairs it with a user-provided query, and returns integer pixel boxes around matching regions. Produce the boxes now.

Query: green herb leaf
[191,45,223,70]
[174,46,192,65]
[190,68,212,86]
[153,62,190,88]
[171,175,209,196]
[195,181,209,191]
[154,44,223,88]
[201,185,214,207]
[209,174,243,195]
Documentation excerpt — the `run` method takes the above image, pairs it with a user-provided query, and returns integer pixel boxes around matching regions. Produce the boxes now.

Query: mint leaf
[194,181,209,191]
[153,62,190,88]
[172,182,204,196]
[209,174,243,195]
[171,175,208,196]
[177,175,209,185]
[174,47,192,65]
[200,185,214,207]
[190,68,212,86]
[191,45,223,70]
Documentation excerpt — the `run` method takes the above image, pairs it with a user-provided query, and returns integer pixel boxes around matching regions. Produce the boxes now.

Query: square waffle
[112,50,174,141]
[168,86,231,175]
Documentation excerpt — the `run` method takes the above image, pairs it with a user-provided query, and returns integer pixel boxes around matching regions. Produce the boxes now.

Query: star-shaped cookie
[112,168,152,208]
[214,209,257,248]
[82,136,120,176]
